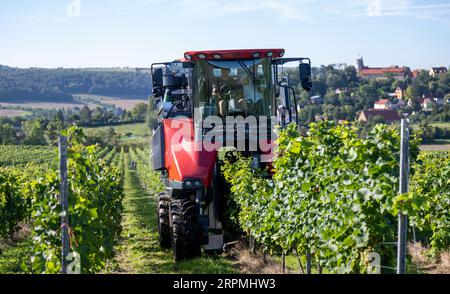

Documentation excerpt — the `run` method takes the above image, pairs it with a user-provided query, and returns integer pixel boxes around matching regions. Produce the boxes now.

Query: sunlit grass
[111,153,238,274]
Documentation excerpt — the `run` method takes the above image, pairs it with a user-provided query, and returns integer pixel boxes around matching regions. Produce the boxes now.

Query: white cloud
[66,0,81,17]
[341,0,450,21]
[3,0,450,27]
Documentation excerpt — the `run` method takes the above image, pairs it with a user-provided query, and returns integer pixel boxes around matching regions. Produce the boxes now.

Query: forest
[0,65,152,102]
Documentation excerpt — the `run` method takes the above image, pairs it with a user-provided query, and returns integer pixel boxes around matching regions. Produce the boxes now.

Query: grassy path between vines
[0,236,32,274]
[111,153,238,274]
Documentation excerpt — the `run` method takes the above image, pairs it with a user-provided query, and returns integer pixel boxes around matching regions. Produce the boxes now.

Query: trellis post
[59,136,69,274]
[397,119,409,274]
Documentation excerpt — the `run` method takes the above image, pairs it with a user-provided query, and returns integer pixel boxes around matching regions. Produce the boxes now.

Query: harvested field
[101,98,147,110]
[75,94,147,110]
[0,109,29,117]
[420,144,450,151]
[0,101,94,110]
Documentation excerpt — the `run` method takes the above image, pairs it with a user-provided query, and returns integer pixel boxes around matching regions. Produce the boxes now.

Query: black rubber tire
[170,199,202,261]
[157,192,171,248]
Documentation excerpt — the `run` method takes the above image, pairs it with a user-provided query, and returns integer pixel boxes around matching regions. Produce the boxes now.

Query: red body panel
[163,118,217,187]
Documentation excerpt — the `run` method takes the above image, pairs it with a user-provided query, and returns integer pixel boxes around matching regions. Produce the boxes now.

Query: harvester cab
[150,49,311,261]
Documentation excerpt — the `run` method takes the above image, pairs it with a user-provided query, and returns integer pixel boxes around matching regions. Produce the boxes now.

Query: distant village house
[418,95,445,111]
[374,99,392,110]
[359,98,402,123]
[358,109,401,124]
[429,67,448,77]
[394,86,404,99]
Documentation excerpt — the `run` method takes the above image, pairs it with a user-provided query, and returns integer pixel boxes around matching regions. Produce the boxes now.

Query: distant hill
[0,65,152,103]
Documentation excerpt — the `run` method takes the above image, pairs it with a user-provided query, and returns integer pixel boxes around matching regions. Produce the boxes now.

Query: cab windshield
[194,58,273,119]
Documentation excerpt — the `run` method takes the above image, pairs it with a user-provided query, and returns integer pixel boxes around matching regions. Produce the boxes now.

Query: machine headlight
[183,179,202,189]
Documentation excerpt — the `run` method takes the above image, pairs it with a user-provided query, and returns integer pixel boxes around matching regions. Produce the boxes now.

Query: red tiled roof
[360,67,405,76]
[361,109,401,122]
[412,69,424,78]
[375,99,390,105]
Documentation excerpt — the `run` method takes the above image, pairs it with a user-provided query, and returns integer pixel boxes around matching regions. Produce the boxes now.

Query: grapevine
[409,151,450,256]
[29,127,124,274]
[222,121,420,273]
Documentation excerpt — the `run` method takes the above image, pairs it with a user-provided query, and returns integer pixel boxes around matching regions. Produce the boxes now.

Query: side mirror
[162,73,187,88]
[299,63,312,91]
[152,68,163,97]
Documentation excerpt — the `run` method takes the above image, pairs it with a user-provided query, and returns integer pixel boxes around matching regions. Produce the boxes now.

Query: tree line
[0,102,151,146]
[0,65,152,102]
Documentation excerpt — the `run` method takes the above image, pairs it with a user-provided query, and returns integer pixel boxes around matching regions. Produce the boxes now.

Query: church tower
[356,56,365,73]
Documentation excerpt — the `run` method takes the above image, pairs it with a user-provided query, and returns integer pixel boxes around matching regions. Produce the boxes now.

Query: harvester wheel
[170,199,202,261]
[157,192,171,248]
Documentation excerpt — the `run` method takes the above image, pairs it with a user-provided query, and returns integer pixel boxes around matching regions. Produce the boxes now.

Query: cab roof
[182,49,285,61]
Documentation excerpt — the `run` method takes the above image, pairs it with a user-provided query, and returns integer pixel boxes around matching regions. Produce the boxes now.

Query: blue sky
[0,0,449,69]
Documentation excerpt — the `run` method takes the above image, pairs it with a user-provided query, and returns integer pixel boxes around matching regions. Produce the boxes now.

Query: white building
[374,99,392,110]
